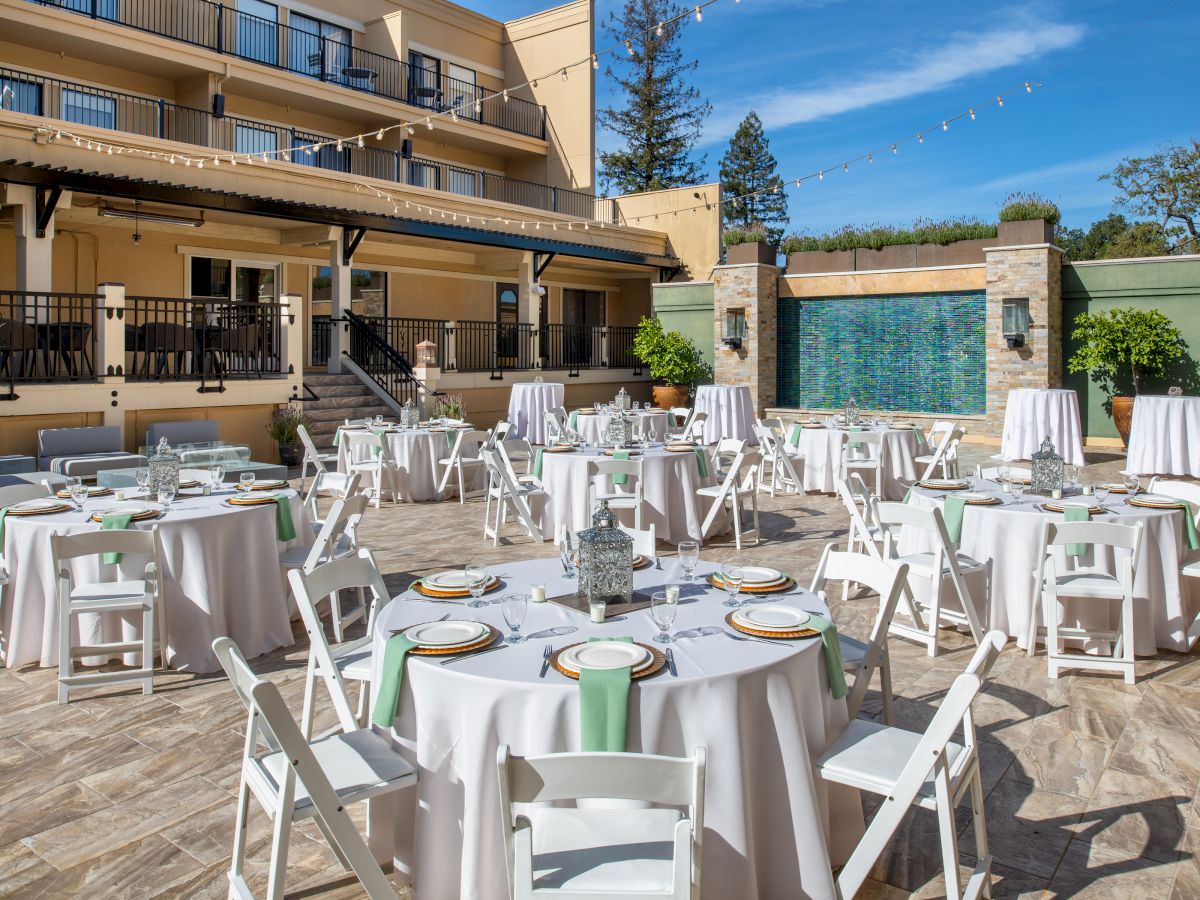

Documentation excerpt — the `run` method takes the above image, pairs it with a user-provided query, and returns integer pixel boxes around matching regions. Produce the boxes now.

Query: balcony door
[290,13,350,79]
[237,0,278,66]
[408,51,440,108]
[562,289,604,366]
[496,283,520,366]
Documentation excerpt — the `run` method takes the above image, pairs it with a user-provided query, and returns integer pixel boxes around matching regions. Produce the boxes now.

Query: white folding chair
[816,631,1005,900]
[917,426,966,482]
[558,523,657,557]
[497,745,705,900]
[698,449,760,550]
[288,549,391,738]
[835,474,886,600]
[438,428,490,502]
[709,437,746,480]
[486,420,512,450]
[975,464,1032,482]
[302,470,361,535]
[212,636,415,900]
[810,543,908,723]
[1148,478,1200,644]
[586,458,644,528]
[297,424,338,493]
[500,438,541,486]
[543,410,565,445]
[344,431,404,507]
[633,413,663,444]
[483,449,545,547]
[876,500,988,657]
[669,406,691,429]
[754,424,803,496]
[280,495,369,642]
[1027,518,1143,683]
[51,528,165,704]
[0,482,52,589]
[668,411,707,443]
[921,420,959,472]
[839,430,885,496]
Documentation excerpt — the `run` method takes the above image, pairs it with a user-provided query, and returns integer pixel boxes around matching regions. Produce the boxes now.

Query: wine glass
[650,590,677,643]
[1123,474,1140,496]
[465,566,489,608]
[720,565,745,608]
[210,464,225,490]
[157,486,176,509]
[135,468,150,495]
[1097,482,1111,509]
[677,540,699,583]
[239,472,256,492]
[560,536,577,579]
[68,479,88,510]
[1010,480,1025,503]
[501,593,528,643]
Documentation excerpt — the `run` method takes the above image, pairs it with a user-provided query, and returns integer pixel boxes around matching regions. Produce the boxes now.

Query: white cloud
[975,145,1151,193]
[702,19,1086,143]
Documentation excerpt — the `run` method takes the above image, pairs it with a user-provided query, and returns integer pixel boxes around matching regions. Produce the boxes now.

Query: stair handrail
[340,311,444,402]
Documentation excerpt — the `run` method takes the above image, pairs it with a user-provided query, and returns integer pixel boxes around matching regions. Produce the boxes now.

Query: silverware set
[665,648,678,676]
[440,642,509,665]
[722,628,788,648]
[539,644,553,678]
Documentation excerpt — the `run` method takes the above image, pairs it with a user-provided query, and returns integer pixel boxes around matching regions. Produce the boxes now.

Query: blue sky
[473,0,1198,235]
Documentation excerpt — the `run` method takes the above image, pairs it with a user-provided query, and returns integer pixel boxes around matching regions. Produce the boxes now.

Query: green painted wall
[652,282,715,371]
[1062,257,1200,439]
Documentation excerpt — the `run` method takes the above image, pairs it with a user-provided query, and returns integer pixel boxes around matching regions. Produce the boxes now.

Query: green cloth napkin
[568,410,580,430]
[371,427,388,457]
[788,425,802,447]
[942,496,966,548]
[579,636,633,752]
[274,497,297,543]
[808,616,848,700]
[446,429,458,448]
[611,449,630,485]
[693,447,710,478]
[848,425,863,450]
[1159,502,1200,551]
[533,448,545,478]
[100,512,133,565]
[371,631,419,727]
[1064,504,1090,557]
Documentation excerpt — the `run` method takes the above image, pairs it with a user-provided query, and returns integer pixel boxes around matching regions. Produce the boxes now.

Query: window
[191,258,232,301]
[408,51,440,108]
[0,77,41,116]
[446,167,479,198]
[237,0,278,66]
[408,159,439,190]
[289,12,350,78]
[311,268,387,316]
[562,289,606,326]
[62,89,115,129]
[445,62,478,120]
[235,124,277,157]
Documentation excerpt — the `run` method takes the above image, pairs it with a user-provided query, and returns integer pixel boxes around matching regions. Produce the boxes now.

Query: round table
[535,446,723,544]
[507,382,565,444]
[367,558,863,899]
[694,385,757,445]
[570,409,672,445]
[1000,388,1085,466]
[902,481,1198,653]
[788,424,922,499]
[337,427,461,502]
[0,487,309,673]
[1126,395,1200,477]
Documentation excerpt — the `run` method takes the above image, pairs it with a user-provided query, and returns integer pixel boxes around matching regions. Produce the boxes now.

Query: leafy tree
[1067,307,1184,396]
[1104,140,1200,253]
[719,111,787,245]
[598,0,711,195]
[632,316,710,388]
[1056,214,1173,261]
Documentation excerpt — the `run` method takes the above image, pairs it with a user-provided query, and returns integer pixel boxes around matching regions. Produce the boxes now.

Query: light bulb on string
[656,21,664,36]
[694,6,702,21]
[1025,82,1032,92]
[996,95,1003,107]
[917,132,923,143]
[625,40,633,55]
[968,108,976,120]
[406,125,415,136]
[561,68,568,81]
[502,89,509,102]
[941,120,948,131]
[867,153,873,164]
[474,99,481,114]
[818,170,824,180]
[591,54,599,69]
[425,118,433,130]
[357,136,364,148]
[376,129,384,140]
[891,144,898,154]
[842,162,848,172]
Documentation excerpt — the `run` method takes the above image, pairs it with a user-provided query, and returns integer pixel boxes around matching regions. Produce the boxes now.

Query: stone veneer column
[983,244,1063,437]
[712,262,779,415]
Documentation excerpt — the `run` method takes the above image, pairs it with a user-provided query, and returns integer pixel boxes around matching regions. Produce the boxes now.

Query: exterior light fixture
[722,308,746,350]
[1002,297,1031,349]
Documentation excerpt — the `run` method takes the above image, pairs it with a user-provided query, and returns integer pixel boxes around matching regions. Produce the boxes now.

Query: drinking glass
[721,565,745,608]
[501,593,528,643]
[157,487,176,509]
[465,566,489,608]
[135,468,150,494]
[1123,474,1140,496]
[68,481,88,510]
[1010,481,1025,502]
[593,402,601,413]
[1097,483,1111,508]
[560,537,577,579]
[677,540,699,583]
[239,472,256,492]
[650,591,677,644]
[210,464,225,489]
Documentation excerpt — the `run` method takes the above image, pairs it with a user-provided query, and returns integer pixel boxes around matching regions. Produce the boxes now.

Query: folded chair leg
[934,765,964,900]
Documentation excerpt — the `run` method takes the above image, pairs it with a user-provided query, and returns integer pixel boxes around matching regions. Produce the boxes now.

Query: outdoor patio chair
[140,321,192,377]
[0,317,39,379]
[302,470,361,535]
[975,464,1032,482]
[754,423,803,496]
[697,449,760,550]
[0,482,53,591]
[344,431,405,507]
[209,323,262,376]
[917,426,966,482]
[669,411,707,443]
[839,430,886,496]
[1147,477,1200,641]
[298,423,338,491]
[543,409,565,444]
[37,425,147,479]
[482,449,544,547]
[499,437,540,486]
[485,421,512,450]
[586,457,644,529]
[280,494,369,643]
[438,429,490,502]
[709,437,746,479]
[835,475,886,600]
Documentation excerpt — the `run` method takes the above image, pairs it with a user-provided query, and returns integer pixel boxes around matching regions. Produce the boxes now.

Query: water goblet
[1122,474,1140,496]
[135,468,150,495]
[68,480,89,510]
[501,593,528,644]
[157,486,176,509]
[210,464,225,489]
[1010,481,1025,502]
[239,472,256,492]
[465,566,490,608]
[650,590,677,644]
[1096,483,1111,508]
[560,537,577,579]
[720,565,745,608]
[677,540,699,583]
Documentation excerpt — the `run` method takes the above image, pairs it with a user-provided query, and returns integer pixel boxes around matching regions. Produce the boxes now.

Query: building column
[712,261,779,415]
[280,292,302,381]
[518,251,542,367]
[327,231,352,374]
[6,184,71,298]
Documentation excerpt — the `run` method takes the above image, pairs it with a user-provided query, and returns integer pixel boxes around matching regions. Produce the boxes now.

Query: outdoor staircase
[302,372,394,450]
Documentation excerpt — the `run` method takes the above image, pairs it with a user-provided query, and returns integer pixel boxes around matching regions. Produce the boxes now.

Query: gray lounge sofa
[37,426,148,478]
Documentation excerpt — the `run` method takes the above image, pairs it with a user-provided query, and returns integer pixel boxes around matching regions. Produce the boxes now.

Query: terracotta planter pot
[652,384,689,411]
[1111,396,1135,448]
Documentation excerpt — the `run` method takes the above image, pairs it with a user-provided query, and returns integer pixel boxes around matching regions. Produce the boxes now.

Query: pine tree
[719,111,788,245]
[598,0,711,195]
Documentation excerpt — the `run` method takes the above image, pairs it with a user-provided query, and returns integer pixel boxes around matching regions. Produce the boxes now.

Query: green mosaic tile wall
[777,291,986,415]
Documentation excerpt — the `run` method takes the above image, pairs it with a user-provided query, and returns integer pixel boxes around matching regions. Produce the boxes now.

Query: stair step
[305,383,380,400]
[304,374,364,387]
[306,404,392,424]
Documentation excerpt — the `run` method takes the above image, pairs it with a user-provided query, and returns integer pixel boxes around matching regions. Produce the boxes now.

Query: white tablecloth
[789,424,922,499]
[1126,395,1200,477]
[507,382,565,444]
[1000,388,1085,466]
[902,482,1198,653]
[368,558,863,899]
[536,446,723,544]
[694,385,757,445]
[337,428,459,502]
[1,488,310,673]
[570,410,672,445]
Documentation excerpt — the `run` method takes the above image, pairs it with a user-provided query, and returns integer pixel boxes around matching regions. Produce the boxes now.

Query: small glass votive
[1051,488,1063,500]
[1081,483,1094,496]
[114,490,126,502]
[531,584,546,603]
[589,601,606,623]
[665,585,680,603]
[202,483,212,496]
[1001,481,1012,494]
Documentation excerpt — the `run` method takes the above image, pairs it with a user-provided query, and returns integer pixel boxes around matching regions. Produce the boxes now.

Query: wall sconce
[722,308,746,350]
[1002,297,1031,349]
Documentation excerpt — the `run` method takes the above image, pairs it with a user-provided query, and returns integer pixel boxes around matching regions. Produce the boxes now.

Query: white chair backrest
[919,427,965,480]
[551,406,569,428]
[453,429,490,461]
[1148,478,1200,520]
[714,437,746,460]
[0,482,52,507]
[1041,518,1143,570]
[835,478,882,560]
[686,411,708,439]
[303,470,361,522]
[297,424,323,461]
[305,494,369,571]
[51,527,161,569]
[843,430,884,451]
[670,407,691,428]
[499,438,535,473]
[487,421,512,449]
[876,500,953,559]
[344,430,393,465]
[542,410,563,440]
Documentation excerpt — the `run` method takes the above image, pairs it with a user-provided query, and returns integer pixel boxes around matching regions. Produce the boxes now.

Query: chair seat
[349,460,400,472]
[335,644,373,682]
[438,457,485,469]
[1046,572,1126,599]
[696,484,731,498]
[914,454,937,465]
[839,633,869,670]
[258,728,415,817]
[69,580,151,608]
[817,718,965,800]
[843,457,880,468]
[896,551,986,576]
[1183,559,1200,578]
[279,536,353,569]
[593,491,640,504]
[527,807,682,893]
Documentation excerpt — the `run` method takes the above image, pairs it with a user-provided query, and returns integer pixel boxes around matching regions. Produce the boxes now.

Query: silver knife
[440,643,510,665]
[539,644,553,678]
[665,648,678,676]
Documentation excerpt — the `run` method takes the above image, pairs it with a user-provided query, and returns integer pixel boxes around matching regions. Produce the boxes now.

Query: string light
[625,39,633,55]
[694,6,702,22]
[591,54,599,69]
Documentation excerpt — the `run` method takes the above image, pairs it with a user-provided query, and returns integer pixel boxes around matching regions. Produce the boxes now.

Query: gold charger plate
[237,480,288,491]
[544,445,578,453]
[917,481,969,490]
[56,487,112,499]
[707,573,796,594]
[90,508,161,523]
[1127,497,1186,510]
[226,495,281,507]
[725,611,818,639]
[6,502,73,517]
[665,446,697,453]
[632,554,653,570]
[404,623,501,656]
[413,577,503,599]
[550,641,666,680]
[1041,501,1105,515]
[964,496,1003,506]
[602,449,642,456]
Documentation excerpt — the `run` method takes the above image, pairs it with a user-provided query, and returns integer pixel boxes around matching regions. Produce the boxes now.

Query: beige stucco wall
[780,265,986,298]
[613,184,722,283]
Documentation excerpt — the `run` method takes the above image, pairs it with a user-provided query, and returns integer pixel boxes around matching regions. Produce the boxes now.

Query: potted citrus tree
[1066,306,1184,446]
[266,406,312,467]
[632,316,711,410]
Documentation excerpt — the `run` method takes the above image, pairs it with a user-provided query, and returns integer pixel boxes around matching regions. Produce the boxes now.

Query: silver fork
[723,629,788,648]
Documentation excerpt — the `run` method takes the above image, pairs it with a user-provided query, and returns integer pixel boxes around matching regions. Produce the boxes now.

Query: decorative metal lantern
[577,500,634,606]
[147,437,180,494]
[400,399,420,430]
[843,398,861,426]
[1031,436,1064,495]
[615,386,631,412]
[605,412,634,448]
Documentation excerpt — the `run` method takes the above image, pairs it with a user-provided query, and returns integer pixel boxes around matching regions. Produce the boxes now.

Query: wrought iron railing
[0,291,100,390]
[543,323,603,369]
[454,320,536,374]
[607,325,640,370]
[310,314,332,367]
[26,0,547,139]
[343,312,439,408]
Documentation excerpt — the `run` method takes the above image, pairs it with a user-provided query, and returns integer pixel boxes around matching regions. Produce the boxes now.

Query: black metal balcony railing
[28,0,547,140]
[607,325,639,369]
[0,66,617,222]
[0,291,100,386]
[310,314,332,367]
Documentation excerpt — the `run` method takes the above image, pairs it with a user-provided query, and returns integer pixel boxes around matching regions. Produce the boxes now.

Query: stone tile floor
[1,443,1197,897]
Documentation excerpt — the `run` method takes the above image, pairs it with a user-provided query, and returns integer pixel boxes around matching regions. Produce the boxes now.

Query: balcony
[0,66,615,221]
[25,0,547,140]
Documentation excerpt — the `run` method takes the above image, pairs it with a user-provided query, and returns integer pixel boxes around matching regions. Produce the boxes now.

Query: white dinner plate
[733,606,811,632]
[243,480,288,490]
[231,491,283,502]
[95,503,161,517]
[737,566,784,585]
[557,642,652,673]
[404,620,488,648]
[923,479,967,489]
[959,492,993,502]
[423,570,496,590]
[11,498,68,512]
[1127,493,1179,506]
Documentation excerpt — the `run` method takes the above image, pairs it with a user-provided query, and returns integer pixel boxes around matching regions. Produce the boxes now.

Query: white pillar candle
[114,490,125,502]
[665,585,680,603]
[589,601,606,623]
[531,584,546,603]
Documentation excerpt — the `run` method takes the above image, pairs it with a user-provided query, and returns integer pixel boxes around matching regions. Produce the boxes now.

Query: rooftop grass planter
[998,192,1060,245]
[723,224,779,266]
